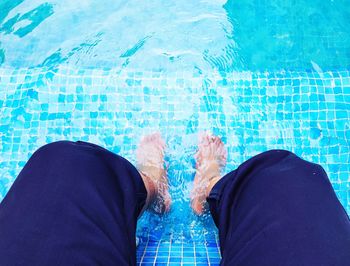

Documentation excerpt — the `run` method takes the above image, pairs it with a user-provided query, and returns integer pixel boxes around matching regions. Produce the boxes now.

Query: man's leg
[207,149,350,265]
[0,140,147,265]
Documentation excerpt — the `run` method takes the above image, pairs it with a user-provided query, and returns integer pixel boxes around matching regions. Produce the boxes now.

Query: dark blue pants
[0,141,147,265]
[208,150,350,265]
[0,142,349,265]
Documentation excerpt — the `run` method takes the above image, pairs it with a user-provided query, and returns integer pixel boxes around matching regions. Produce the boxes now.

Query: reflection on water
[0,2,53,37]
[223,0,350,71]
[0,0,349,71]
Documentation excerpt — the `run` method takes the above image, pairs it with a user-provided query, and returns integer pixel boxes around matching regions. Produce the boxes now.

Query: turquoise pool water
[1,0,350,71]
[1,0,350,265]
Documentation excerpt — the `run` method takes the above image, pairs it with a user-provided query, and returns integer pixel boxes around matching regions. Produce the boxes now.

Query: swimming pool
[0,0,349,265]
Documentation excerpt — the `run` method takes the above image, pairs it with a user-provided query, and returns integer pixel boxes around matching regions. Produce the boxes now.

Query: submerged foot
[191,132,227,215]
[136,132,171,214]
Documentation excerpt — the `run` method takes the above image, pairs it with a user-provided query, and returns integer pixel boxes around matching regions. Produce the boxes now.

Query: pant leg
[207,150,350,266]
[0,140,147,266]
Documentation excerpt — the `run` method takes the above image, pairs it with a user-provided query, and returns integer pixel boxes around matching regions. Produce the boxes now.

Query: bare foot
[191,132,227,215]
[136,132,171,214]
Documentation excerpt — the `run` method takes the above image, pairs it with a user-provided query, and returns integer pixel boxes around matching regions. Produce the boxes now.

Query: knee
[35,141,75,153]
[31,141,79,161]
[32,140,113,161]
[267,150,325,176]
[256,149,295,162]
[265,149,295,156]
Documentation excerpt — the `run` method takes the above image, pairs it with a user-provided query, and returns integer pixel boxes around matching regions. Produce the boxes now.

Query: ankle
[200,161,221,195]
[140,172,157,206]
[198,160,220,178]
[206,176,221,196]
